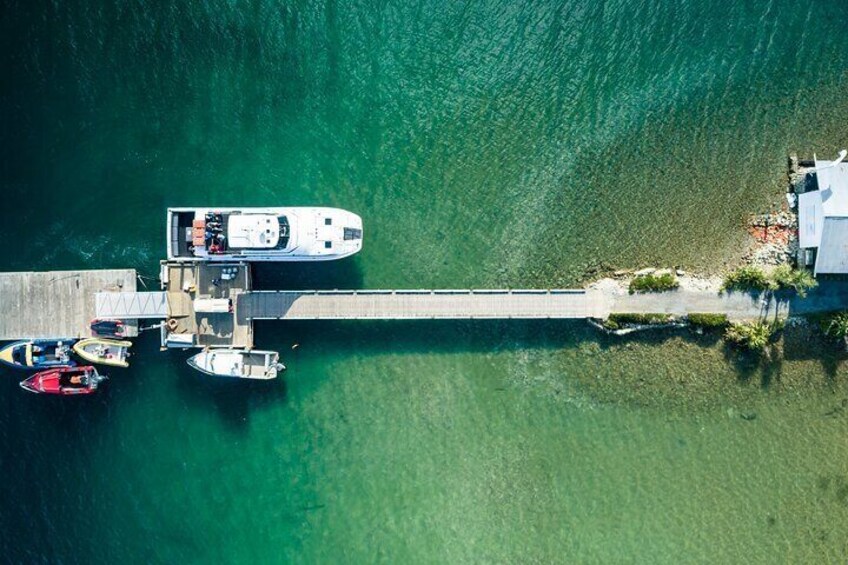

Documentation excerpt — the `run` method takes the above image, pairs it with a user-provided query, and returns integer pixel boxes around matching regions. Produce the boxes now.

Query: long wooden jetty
[236,285,848,323]
[4,263,848,350]
[237,289,610,321]
[0,270,138,340]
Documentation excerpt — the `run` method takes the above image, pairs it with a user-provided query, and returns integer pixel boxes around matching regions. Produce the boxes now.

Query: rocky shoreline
[584,173,810,336]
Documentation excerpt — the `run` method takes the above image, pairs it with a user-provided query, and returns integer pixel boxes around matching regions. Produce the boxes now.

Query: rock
[676,269,686,276]
[634,268,656,276]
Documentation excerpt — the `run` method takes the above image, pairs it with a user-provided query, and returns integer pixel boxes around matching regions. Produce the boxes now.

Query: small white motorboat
[186,349,285,380]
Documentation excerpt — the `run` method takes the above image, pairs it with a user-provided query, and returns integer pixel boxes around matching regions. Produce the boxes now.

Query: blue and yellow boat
[0,339,77,370]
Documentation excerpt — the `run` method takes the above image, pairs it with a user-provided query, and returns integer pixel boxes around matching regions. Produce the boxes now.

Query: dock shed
[798,151,848,275]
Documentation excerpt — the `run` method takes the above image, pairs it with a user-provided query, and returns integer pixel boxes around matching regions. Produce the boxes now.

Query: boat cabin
[171,210,292,258]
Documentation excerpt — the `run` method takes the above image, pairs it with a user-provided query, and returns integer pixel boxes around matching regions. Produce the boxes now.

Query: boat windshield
[275,216,290,249]
[12,346,26,364]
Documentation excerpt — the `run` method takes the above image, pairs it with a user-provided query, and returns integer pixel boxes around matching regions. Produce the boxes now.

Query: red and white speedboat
[19,366,107,395]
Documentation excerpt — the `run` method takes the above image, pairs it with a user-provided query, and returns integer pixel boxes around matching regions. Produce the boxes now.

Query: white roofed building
[798,151,848,275]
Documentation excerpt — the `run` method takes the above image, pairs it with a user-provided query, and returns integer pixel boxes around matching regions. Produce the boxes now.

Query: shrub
[608,313,673,325]
[770,265,817,297]
[722,265,817,297]
[722,266,772,292]
[602,318,620,330]
[687,313,729,329]
[628,273,679,294]
[723,320,782,351]
[819,312,848,339]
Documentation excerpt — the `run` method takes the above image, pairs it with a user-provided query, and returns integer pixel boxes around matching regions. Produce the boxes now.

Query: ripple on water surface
[2,0,848,562]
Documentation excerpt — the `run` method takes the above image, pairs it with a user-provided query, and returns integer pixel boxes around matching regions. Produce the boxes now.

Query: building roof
[814,217,848,274]
[815,157,848,216]
[798,155,848,250]
[798,191,824,248]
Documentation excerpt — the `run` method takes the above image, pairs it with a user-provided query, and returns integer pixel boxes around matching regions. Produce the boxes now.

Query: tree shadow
[759,347,783,388]
[722,346,763,385]
[782,319,848,385]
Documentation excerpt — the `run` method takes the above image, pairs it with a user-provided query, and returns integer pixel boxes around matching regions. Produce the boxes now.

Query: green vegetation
[603,313,673,330]
[721,266,771,292]
[723,320,784,352]
[770,265,817,297]
[628,272,679,294]
[722,265,817,296]
[818,311,848,340]
[687,313,728,329]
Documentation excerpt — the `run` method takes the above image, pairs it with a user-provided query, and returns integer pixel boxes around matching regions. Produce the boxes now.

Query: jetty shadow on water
[256,318,731,360]
[256,318,601,357]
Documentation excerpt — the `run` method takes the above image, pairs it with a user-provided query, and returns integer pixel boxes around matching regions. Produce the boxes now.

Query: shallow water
[2,0,848,562]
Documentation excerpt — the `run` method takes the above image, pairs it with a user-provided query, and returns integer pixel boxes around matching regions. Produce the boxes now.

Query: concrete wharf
[0,270,138,341]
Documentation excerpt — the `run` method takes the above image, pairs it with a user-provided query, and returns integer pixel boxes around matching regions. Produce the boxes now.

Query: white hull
[187,349,283,380]
[167,207,363,262]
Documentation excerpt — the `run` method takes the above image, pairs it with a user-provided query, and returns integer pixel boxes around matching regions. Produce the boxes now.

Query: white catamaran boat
[187,349,285,380]
[167,207,363,262]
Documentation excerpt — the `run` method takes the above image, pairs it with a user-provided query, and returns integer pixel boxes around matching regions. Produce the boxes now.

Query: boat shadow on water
[0,365,113,431]
[251,259,364,291]
[173,366,288,433]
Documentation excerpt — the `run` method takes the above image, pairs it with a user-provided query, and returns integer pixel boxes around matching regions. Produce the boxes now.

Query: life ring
[166,318,179,331]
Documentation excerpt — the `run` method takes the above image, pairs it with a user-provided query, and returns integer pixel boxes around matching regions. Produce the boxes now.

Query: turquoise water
[2,1,848,562]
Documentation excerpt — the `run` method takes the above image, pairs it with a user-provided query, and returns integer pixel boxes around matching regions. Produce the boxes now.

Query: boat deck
[241,353,273,378]
[0,270,138,341]
[162,263,252,348]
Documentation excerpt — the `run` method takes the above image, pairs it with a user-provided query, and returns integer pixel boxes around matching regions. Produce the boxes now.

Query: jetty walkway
[237,289,610,322]
[611,281,848,321]
[237,283,848,323]
[3,265,848,345]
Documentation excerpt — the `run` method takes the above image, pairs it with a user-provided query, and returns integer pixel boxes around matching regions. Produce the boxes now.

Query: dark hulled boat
[90,318,126,338]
